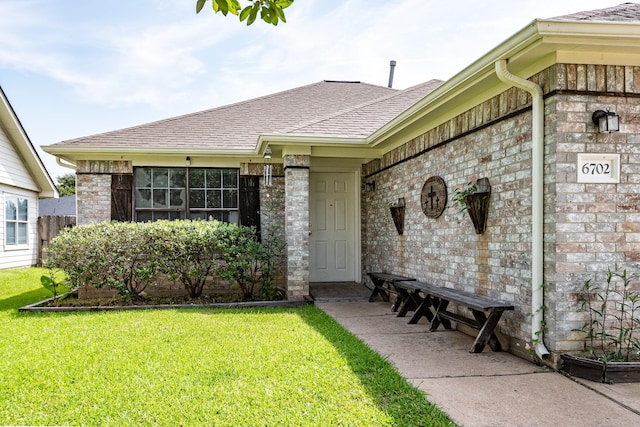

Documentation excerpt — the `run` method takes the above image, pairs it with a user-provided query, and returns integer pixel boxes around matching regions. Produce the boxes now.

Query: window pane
[153,211,169,221]
[207,170,221,188]
[170,189,185,208]
[223,170,238,189]
[170,170,186,188]
[6,222,15,245]
[153,189,168,208]
[136,189,152,208]
[189,211,207,220]
[223,189,238,208]
[189,169,205,188]
[137,211,152,222]
[169,211,186,220]
[17,199,28,221]
[153,170,168,188]
[18,223,27,245]
[206,190,221,208]
[190,189,205,208]
[6,200,16,220]
[135,168,152,188]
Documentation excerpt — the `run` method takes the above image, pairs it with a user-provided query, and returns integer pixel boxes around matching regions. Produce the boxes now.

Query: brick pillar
[284,154,310,300]
[76,161,132,225]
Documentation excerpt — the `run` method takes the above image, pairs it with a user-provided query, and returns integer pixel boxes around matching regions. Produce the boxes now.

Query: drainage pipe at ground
[495,59,550,360]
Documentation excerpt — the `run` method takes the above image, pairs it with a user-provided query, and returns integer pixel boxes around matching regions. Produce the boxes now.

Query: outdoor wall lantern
[592,110,620,133]
[185,156,191,166]
[263,146,273,187]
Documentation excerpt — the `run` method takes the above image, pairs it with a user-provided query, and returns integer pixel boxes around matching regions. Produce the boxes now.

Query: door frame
[309,166,362,283]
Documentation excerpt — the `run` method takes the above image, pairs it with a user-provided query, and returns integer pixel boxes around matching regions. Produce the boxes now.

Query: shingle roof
[551,2,640,22]
[53,81,409,151]
[284,80,443,138]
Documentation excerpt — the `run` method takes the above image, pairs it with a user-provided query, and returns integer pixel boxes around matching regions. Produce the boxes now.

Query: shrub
[148,220,223,298]
[217,223,268,300]
[43,222,161,297]
[44,219,286,301]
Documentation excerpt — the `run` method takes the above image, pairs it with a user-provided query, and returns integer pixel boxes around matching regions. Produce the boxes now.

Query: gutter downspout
[495,59,550,360]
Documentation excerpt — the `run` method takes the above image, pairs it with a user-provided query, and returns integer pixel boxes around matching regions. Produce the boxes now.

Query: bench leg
[368,279,390,302]
[429,299,452,331]
[470,310,505,353]
[408,296,434,324]
[394,288,412,315]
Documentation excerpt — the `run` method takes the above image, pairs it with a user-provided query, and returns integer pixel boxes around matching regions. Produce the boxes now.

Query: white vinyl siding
[0,122,41,267]
[1,186,38,268]
[0,125,39,191]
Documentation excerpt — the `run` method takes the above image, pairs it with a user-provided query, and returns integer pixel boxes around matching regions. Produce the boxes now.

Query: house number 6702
[581,162,611,175]
[577,153,620,183]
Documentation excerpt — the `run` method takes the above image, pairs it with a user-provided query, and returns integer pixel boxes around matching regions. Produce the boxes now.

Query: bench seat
[394,280,514,353]
[366,272,415,310]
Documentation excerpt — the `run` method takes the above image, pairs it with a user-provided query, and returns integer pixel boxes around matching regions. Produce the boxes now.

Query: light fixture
[592,110,620,133]
[185,156,191,166]
[365,181,376,192]
[263,146,272,187]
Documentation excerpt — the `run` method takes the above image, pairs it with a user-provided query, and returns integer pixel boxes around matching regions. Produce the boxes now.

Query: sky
[0,0,615,182]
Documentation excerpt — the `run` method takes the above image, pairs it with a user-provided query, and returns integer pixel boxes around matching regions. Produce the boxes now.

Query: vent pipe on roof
[388,60,397,88]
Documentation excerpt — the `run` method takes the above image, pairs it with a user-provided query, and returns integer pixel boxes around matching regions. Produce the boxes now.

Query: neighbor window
[134,167,239,223]
[5,196,28,246]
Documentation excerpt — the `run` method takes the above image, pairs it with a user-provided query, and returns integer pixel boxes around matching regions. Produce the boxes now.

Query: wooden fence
[38,215,75,266]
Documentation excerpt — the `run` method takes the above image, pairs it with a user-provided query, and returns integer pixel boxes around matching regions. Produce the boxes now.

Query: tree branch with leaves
[196,0,294,26]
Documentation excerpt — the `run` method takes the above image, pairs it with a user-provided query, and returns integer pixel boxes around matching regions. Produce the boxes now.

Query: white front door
[309,172,357,282]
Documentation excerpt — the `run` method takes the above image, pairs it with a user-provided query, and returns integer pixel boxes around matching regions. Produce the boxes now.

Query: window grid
[134,167,239,222]
[5,196,28,246]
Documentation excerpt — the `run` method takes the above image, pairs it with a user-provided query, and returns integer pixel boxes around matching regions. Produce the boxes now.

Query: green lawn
[0,268,454,426]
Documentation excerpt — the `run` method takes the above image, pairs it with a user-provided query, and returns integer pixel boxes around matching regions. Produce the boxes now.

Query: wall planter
[561,353,640,384]
[453,178,491,234]
[389,198,405,235]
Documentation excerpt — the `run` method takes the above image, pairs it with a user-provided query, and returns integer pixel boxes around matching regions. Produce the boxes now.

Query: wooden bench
[395,280,514,353]
[366,272,415,310]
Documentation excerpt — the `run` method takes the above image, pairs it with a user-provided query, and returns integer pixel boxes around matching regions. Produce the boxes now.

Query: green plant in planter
[574,268,640,362]
[451,182,477,213]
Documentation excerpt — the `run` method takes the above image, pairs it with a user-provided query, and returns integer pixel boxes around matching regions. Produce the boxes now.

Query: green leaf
[215,0,229,15]
[247,3,259,25]
[239,5,252,21]
[196,0,207,13]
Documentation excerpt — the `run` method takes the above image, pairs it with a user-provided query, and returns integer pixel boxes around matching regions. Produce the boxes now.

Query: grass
[0,267,455,426]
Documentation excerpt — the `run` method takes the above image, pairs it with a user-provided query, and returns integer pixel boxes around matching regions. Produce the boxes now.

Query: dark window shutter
[111,174,133,221]
[239,176,260,232]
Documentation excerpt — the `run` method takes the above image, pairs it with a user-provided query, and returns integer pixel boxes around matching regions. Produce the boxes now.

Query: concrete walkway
[311,284,640,426]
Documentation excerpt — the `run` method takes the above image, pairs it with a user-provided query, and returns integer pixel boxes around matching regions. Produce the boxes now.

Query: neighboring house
[39,195,76,217]
[44,3,640,367]
[0,86,58,269]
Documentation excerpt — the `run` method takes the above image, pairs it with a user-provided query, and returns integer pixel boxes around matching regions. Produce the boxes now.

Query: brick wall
[363,63,640,357]
[284,155,310,299]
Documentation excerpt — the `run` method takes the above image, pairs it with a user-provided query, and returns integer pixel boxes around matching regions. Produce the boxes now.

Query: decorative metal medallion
[421,176,447,218]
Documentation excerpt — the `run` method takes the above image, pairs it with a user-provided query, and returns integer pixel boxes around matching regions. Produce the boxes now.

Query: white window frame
[4,194,29,249]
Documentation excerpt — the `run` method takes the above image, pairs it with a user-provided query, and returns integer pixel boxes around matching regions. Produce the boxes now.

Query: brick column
[284,154,310,300]
[76,160,132,225]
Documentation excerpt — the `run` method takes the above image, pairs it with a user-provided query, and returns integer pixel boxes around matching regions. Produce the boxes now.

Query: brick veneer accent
[284,155,310,300]
[363,63,640,359]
